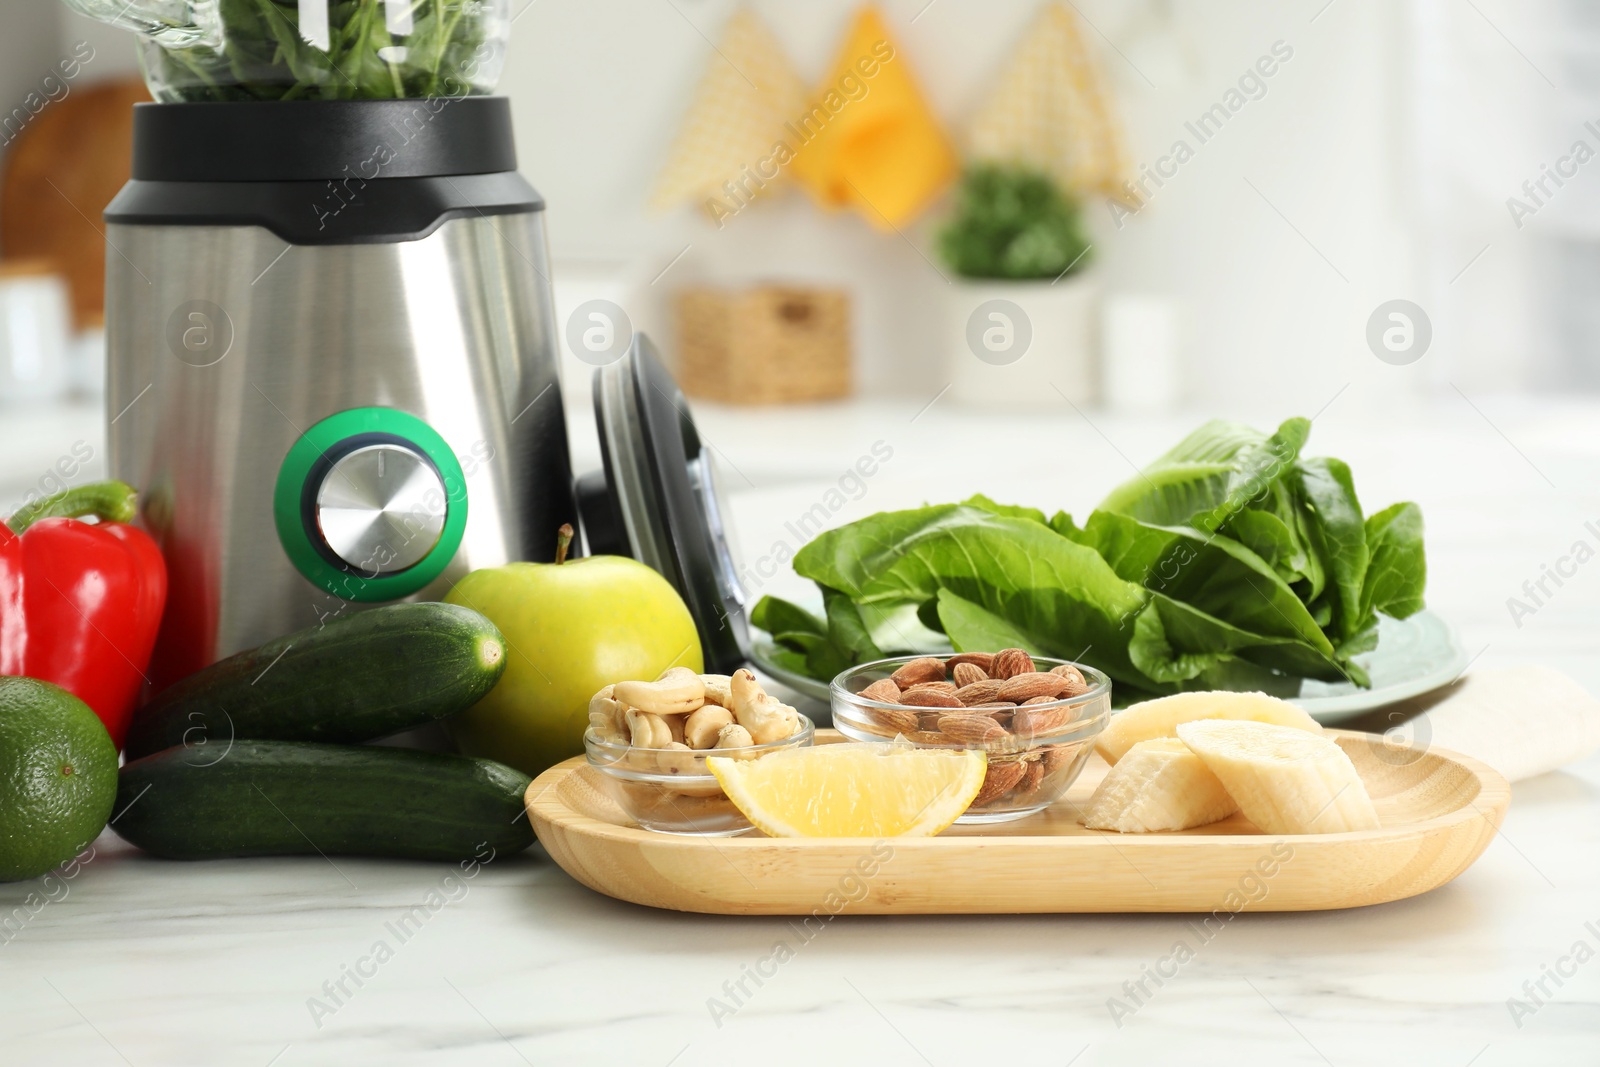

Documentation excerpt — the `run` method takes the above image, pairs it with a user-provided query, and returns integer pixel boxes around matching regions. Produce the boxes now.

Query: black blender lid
[108,99,541,246]
[579,336,746,675]
[127,99,522,182]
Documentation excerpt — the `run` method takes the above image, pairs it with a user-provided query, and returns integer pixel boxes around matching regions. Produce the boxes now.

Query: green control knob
[273,408,468,602]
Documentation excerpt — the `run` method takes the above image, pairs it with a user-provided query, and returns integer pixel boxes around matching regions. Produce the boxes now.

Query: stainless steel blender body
[104,100,576,689]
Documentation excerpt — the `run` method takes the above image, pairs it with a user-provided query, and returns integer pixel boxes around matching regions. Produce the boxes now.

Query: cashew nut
[587,685,627,743]
[713,722,755,753]
[684,704,734,749]
[730,668,800,744]
[654,741,697,776]
[699,674,734,708]
[615,667,705,716]
[607,670,797,790]
[625,708,674,748]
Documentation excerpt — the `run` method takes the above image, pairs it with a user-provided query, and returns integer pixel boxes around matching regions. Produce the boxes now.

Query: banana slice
[1096,690,1321,765]
[1176,719,1379,835]
[1081,738,1238,833]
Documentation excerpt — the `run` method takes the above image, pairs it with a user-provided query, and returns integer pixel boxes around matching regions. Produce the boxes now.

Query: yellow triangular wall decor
[787,6,959,230]
[650,6,808,221]
[965,2,1134,203]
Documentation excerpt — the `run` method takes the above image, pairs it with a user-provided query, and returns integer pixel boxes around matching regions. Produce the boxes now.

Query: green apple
[442,526,703,777]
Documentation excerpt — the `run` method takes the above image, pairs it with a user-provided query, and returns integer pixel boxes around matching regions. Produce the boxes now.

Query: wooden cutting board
[526,729,1510,914]
[0,78,149,330]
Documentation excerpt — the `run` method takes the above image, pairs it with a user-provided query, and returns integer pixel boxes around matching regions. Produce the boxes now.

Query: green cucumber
[124,603,506,759]
[113,741,534,861]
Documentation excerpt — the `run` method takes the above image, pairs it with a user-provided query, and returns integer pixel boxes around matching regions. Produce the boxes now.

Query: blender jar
[61,0,508,101]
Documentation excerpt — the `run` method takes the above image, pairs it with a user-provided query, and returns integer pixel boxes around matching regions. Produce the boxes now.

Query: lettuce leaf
[1071,510,1334,658]
[1363,503,1427,619]
[1295,457,1369,643]
[793,505,1156,687]
[959,493,1050,526]
[750,596,825,639]
[753,417,1426,698]
[1098,417,1310,532]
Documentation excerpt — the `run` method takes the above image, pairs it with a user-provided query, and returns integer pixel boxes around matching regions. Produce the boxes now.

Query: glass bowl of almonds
[584,667,814,836]
[830,650,1111,824]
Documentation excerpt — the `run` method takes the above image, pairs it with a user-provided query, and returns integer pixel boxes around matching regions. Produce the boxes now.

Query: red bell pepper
[0,481,167,750]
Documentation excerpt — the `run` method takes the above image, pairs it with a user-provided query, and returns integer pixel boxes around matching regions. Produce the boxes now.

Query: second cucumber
[124,603,507,759]
[113,741,535,861]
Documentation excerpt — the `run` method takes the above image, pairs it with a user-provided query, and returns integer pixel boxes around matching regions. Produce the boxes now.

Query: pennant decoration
[650,7,808,221]
[965,2,1134,203]
[787,6,959,230]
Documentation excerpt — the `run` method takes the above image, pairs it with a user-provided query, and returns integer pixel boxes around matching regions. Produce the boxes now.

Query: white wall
[57,5,146,83]
[501,0,1427,409]
[26,0,1561,406]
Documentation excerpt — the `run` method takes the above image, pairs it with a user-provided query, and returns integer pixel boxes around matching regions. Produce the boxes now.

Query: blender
[70,0,748,688]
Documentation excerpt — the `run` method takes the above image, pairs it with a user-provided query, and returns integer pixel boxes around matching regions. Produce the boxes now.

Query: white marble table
[2,395,1598,1066]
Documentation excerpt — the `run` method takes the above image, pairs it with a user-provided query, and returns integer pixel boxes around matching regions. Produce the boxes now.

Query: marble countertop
[3,394,1599,1066]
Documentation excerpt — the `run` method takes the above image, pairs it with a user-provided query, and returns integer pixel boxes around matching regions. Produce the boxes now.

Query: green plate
[1291,610,1469,722]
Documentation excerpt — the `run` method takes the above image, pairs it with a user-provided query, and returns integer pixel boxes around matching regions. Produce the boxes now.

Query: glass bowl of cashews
[584,667,815,835]
[830,650,1112,824]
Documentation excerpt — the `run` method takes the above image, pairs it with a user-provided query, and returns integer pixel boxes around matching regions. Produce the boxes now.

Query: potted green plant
[936,164,1098,407]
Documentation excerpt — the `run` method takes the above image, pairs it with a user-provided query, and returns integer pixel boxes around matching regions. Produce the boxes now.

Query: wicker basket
[675,286,852,404]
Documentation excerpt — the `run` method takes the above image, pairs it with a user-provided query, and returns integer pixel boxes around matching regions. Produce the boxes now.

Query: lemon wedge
[708,743,986,838]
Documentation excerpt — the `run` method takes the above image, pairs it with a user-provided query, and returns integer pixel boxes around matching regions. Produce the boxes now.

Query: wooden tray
[525,730,1510,914]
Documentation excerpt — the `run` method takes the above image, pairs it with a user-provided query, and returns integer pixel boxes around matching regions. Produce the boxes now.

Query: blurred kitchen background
[1,0,1596,679]
[6,0,1594,407]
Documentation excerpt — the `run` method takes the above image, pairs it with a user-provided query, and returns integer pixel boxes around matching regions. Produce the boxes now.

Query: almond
[1050,663,1087,684]
[1042,741,1084,777]
[859,678,902,704]
[890,657,947,689]
[969,702,1017,727]
[954,679,1005,706]
[971,759,1026,807]
[945,652,995,673]
[904,681,958,695]
[900,687,963,709]
[950,662,989,688]
[1020,695,1057,706]
[936,714,1008,745]
[863,706,919,737]
[997,672,1071,703]
[1012,704,1074,738]
[1014,758,1045,797]
[908,730,949,745]
[989,648,1036,679]
[1050,663,1091,696]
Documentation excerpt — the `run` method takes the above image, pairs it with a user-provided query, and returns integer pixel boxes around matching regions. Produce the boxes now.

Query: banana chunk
[1081,738,1237,833]
[1176,719,1379,835]
[1096,690,1321,765]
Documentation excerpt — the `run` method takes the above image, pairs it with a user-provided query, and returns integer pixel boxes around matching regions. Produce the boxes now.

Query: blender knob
[314,443,447,574]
